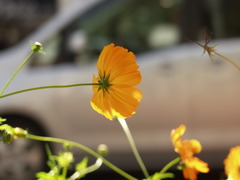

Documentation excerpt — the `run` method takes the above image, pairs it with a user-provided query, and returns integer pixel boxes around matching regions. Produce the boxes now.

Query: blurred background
[0,0,240,180]
[1,0,240,52]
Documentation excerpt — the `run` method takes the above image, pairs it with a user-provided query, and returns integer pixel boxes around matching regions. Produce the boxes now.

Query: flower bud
[97,144,108,157]
[63,143,72,151]
[13,127,27,139]
[31,42,44,53]
[2,132,14,144]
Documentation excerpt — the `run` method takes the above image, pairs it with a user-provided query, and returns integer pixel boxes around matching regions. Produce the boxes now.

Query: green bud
[31,42,44,54]
[97,144,108,157]
[63,143,72,151]
[58,152,74,168]
[13,127,27,138]
[2,132,14,144]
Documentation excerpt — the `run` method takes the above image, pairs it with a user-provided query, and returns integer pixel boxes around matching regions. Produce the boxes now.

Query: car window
[31,0,240,67]
[80,0,181,54]
[32,0,182,67]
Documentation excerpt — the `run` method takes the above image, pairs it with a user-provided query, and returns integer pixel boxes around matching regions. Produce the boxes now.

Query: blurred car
[0,0,240,179]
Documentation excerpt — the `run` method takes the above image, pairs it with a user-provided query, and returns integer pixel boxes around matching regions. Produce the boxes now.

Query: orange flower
[171,125,210,180]
[224,146,240,180]
[90,43,142,120]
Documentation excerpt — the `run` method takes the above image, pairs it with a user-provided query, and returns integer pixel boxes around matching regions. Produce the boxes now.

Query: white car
[0,0,240,179]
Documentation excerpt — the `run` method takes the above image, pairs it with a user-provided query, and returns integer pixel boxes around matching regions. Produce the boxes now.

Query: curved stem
[118,118,149,179]
[215,52,240,71]
[70,158,103,180]
[0,83,100,99]
[26,134,138,180]
[159,157,180,175]
[0,51,35,96]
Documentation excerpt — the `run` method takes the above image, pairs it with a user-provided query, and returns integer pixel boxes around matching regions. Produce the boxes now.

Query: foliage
[0,39,239,180]
[36,145,89,180]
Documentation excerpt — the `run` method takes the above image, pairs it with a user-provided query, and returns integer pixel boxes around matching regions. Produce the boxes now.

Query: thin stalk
[0,83,100,99]
[215,52,240,71]
[159,157,180,175]
[26,134,138,180]
[118,118,149,179]
[62,165,68,179]
[0,51,35,96]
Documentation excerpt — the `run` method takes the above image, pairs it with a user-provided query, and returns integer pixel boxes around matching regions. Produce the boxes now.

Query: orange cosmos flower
[90,43,142,120]
[171,125,210,180]
[224,146,240,180]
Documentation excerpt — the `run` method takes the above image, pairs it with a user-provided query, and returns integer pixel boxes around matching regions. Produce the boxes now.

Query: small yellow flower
[171,125,210,180]
[91,43,142,120]
[224,146,240,180]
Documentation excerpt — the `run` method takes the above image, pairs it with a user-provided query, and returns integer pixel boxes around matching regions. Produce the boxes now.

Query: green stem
[0,51,35,96]
[118,118,149,179]
[0,83,100,99]
[70,158,103,180]
[26,134,138,180]
[159,157,180,175]
[62,165,68,179]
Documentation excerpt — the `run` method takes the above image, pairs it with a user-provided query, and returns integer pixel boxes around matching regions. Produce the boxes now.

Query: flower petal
[91,90,113,120]
[109,86,142,118]
[171,125,210,179]
[112,70,142,86]
[91,43,142,120]
[185,157,210,173]
[224,146,240,180]
[171,124,186,152]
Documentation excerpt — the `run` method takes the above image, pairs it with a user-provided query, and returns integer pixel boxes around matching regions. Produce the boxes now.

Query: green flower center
[98,72,111,93]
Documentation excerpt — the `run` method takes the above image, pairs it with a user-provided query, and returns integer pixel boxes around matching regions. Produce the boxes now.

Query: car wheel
[0,116,49,180]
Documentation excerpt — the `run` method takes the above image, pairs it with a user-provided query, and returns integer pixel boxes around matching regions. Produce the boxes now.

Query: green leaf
[36,171,66,180]
[0,117,6,124]
[0,124,14,133]
[36,171,56,180]
[75,157,89,179]
[76,157,88,172]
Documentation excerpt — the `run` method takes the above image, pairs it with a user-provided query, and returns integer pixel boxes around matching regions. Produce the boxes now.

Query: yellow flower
[171,125,210,180]
[90,43,142,120]
[224,146,240,180]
